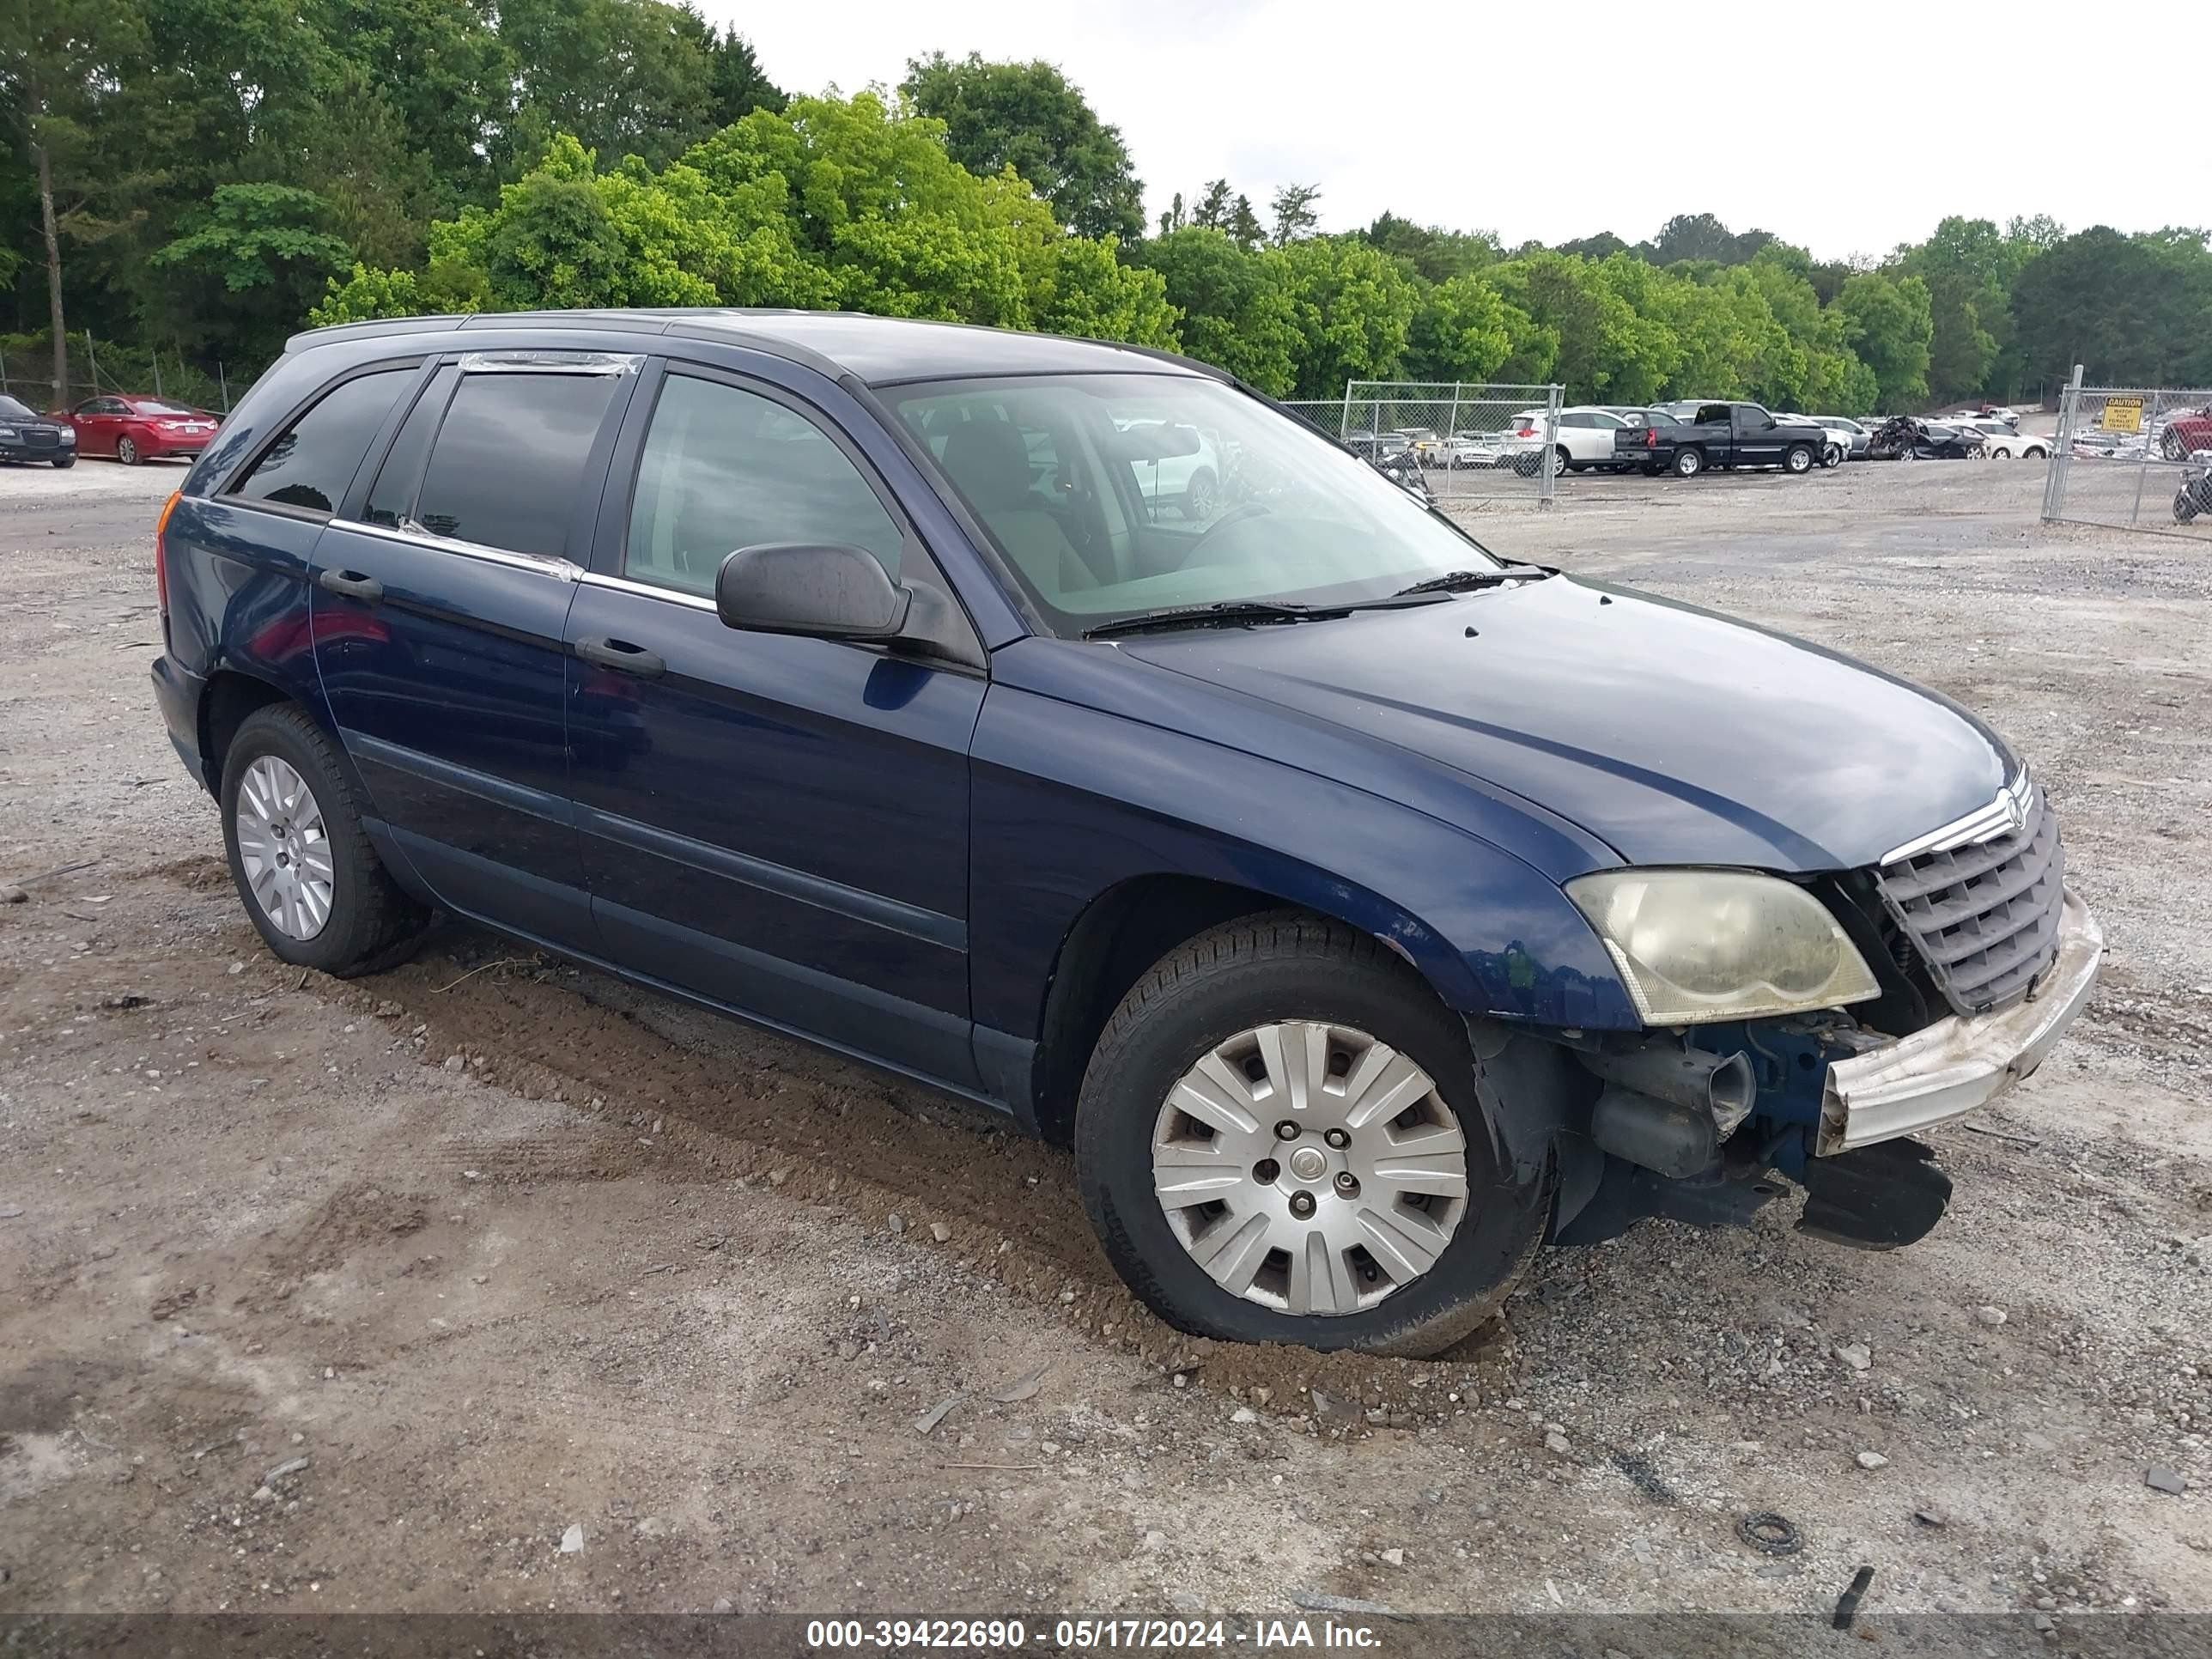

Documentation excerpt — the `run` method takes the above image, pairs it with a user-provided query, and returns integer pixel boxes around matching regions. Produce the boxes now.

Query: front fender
[969,671,1639,1042]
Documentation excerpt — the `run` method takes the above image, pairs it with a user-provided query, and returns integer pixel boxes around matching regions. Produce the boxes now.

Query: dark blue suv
[150,310,2102,1355]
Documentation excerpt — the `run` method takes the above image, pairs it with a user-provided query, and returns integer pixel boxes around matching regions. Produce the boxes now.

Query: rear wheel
[1820,443,1844,469]
[1182,467,1218,521]
[221,705,428,976]
[115,434,140,465]
[1074,914,1550,1356]
[1673,447,1705,477]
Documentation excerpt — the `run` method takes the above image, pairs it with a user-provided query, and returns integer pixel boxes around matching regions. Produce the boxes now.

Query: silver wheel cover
[235,756,336,940]
[1152,1020,1470,1316]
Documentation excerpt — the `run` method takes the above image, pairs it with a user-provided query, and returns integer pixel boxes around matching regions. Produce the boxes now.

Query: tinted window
[1735,405,1772,428]
[363,367,459,528]
[1559,413,1592,428]
[1695,404,1733,424]
[230,370,411,515]
[413,372,620,556]
[624,374,902,597]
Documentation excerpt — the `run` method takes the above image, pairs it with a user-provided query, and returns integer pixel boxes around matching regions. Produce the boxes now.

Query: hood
[1121,574,2011,872]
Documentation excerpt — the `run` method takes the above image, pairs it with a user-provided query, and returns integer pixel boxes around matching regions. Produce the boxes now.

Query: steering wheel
[1183,499,1271,556]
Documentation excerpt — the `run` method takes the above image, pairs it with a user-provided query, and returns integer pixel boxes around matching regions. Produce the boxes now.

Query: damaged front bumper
[1816,887,2103,1157]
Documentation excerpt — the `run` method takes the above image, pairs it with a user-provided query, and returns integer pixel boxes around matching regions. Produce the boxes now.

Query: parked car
[1868,416,1984,461]
[1496,406,1631,477]
[1772,413,1848,468]
[1807,416,1871,461]
[2157,406,2212,462]
[1613,402,1829,477]
[1117,419,1223,518]
[60,394,222,464]
[1948,417,2047,459]
[0,394,78,466]
[151,310,2101,1355]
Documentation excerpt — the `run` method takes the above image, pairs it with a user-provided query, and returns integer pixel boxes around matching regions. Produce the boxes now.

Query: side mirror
[715,543,911,641]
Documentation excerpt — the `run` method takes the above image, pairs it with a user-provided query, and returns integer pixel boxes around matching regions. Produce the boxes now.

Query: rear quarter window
[228,369,414,516]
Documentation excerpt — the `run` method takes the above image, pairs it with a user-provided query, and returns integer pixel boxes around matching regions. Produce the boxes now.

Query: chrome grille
[1875,783,2064,1017]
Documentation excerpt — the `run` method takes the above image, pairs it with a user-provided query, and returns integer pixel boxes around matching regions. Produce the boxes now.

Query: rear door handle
[318,568,383,603]
[574,636,666,678]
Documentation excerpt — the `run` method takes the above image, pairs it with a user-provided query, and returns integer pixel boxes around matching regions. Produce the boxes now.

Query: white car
[1773,413,1853,467]
[1950,417,2048,459]
[1118,420,1225,515]
[1497,406,1634,476]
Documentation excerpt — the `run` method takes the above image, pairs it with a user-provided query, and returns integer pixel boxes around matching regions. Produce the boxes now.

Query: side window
[363,367,459,528]
[229,370,412,515]
[1695,404,1732,425]
[623,374,903,598]
[1735,404,1771,429]
[412,371,621,556]
[1559,413,1589,428]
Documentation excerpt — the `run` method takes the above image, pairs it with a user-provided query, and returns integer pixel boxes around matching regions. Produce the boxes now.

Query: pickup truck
[1615,402,1828,477]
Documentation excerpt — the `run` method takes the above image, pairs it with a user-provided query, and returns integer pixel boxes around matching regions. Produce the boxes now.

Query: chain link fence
[1285,383,1567,503]
[0,336,258,416]
[2042,374,2212,538]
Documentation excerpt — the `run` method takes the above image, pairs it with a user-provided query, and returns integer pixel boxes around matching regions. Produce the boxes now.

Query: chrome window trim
[459,350,641,376]
[1880,763,2034,867]
[576,569,719,614]
[329,516,582,581]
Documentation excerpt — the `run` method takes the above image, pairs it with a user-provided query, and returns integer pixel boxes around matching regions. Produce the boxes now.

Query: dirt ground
[2,454,2209,1626]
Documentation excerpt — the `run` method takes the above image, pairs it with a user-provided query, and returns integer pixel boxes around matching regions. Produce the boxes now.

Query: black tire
[1673,447,1704,477]
[1640,464,1663,477]
[52,453,76,469]
[1784,444,1814,475]
[1073,912,1552,1357]
[116,435,140,465]
[2178,491,2201,525]
[1182,467,1218,521]
[220,704,428,976]
[1820,443,1844,469]
[2024,447,2046,460]
[1556,447,1575,476]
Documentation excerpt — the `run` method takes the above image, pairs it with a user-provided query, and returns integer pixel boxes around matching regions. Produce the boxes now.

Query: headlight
[0,427,17,441]
[59,428,75,443]
[1566,869,1881,1025]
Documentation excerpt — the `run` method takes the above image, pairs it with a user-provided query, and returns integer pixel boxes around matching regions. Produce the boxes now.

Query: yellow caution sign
[2100,396,2143,434]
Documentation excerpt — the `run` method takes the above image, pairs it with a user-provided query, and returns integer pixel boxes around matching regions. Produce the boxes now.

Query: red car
[58,395,222,465]
[2159,406,2212,461]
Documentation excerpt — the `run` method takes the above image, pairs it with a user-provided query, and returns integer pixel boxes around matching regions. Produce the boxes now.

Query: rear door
[309,349,637,950]
[564,359,988,1088]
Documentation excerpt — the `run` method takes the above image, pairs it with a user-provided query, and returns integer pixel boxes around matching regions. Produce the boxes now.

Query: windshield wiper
[1389,565,1552,598]
[1082,599,1348,639]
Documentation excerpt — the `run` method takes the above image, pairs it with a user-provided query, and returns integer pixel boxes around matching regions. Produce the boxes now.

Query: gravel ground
[2,455,2209,1626]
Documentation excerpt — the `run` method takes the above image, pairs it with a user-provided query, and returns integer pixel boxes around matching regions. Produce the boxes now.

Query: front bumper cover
[1817,887,2102,1156]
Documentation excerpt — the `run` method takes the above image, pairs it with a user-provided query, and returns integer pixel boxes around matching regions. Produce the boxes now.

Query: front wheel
[220,705,428,975]
[52,453,75,469]
[1074,914,1550,1356]
[1784,444,1814,475]
[1673,447,1705,477]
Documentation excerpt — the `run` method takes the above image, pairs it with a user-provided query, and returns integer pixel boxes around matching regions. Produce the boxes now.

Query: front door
[311,352,635,950]
[564,363,985,1088]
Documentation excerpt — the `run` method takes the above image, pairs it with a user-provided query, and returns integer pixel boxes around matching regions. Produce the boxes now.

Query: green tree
[1133,227,1302,394]
[1407,272,1552,384]
[2,0,156,392]
[1270,184,1322,246]
[2010,225,2212,387]
[897,52,1143,241]
[494,0,717,176]
[1363,212,1499,284]
[1275,236,1416,397]
[701,23,782,127]
[1837,272,1934,410]
[148,183,353,356]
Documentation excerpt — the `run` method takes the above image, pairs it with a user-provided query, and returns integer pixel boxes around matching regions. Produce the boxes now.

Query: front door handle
[318,568,384,603]
[574,636,666,678]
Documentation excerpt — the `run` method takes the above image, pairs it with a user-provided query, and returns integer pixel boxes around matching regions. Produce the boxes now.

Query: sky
[708,3,2208,261]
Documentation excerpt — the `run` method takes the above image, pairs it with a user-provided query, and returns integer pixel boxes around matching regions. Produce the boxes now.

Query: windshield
[0,396,36,420]
[888,373,1501,634]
